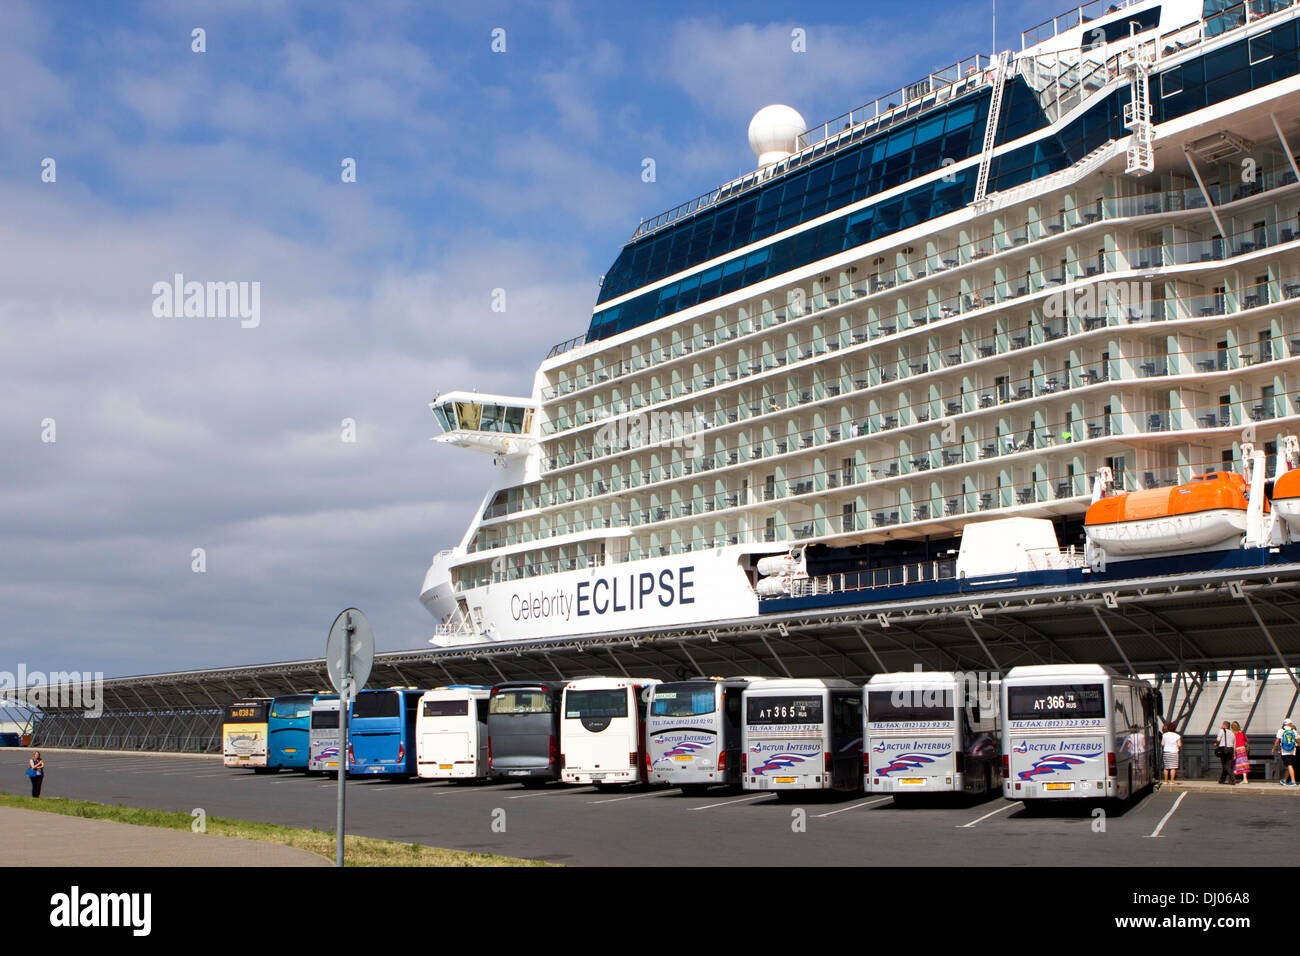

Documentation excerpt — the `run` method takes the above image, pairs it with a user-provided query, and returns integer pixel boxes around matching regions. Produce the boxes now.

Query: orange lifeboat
[1084,471,1251,558]
[1273,467,1300,536]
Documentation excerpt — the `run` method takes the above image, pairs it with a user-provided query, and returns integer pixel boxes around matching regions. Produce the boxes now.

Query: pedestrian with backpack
[1273,717,1298,787]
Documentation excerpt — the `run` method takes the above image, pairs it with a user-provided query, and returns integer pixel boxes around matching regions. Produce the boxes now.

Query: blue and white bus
[647,677,755,792]
[742,678,863,798]
[348,689,424,778]
[865,672,1000,799]
[1002,664,1159,808]
[308,697,343,774]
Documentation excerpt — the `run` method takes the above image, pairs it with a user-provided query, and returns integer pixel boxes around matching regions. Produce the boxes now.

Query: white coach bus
[647,677,756,792]
[865,671,1000,798]
[307,697,342,773]
[416,686,492,781]
[742,678,863,799]
[1002,664,1160,808]
[560,677,660,789]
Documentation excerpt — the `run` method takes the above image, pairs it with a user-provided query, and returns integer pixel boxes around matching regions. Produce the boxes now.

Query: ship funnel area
[749,104,807,169]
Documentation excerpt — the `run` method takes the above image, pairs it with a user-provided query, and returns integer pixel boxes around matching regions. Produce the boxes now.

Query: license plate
[1045,782,1074,791]
[439,764,453,770]
[674,755,692,761]
[900,778,925,785]
[591,773,606,781]
[509,770,529,776]
[325,762,338,768]
[774,776,796,784]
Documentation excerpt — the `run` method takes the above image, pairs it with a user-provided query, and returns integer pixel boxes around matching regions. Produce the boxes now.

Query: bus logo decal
[875,752,942,777]
[751,752,812,775]
[1018,751,1100,780]
[652,741,707,765]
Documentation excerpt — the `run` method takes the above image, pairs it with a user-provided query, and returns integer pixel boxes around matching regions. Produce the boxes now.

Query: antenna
[992,0,996,57]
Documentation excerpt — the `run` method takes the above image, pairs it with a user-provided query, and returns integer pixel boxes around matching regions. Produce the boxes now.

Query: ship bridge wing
[431,391,538,456]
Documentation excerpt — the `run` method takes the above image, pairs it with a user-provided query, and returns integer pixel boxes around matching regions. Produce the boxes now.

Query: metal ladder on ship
[1123,40,1155,174]
[972,52,1014,207]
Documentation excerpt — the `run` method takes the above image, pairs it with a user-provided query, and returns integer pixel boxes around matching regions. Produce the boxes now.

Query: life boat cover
[1274,467,1300,502]
[1085,472,1248,528]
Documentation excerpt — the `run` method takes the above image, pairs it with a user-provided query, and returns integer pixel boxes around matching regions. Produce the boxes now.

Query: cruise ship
[423,0,1300,645]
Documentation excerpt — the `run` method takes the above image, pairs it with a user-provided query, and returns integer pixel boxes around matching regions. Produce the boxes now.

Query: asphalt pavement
[3,749,1296,866]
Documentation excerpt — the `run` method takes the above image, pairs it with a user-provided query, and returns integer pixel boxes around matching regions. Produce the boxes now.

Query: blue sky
[2,0,1049,676]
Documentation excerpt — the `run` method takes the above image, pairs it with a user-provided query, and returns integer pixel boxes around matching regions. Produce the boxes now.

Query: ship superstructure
[425,0,1300,644]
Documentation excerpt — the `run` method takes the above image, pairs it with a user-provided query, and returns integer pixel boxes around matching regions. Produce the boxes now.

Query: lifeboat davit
[1084,471,1252,558]
[1273,467,1300,536]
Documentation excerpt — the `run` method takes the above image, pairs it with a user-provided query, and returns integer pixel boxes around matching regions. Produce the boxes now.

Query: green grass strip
[0,793,555,867]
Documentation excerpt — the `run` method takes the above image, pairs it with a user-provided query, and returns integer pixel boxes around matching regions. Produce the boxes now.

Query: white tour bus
[647,677,758,792]
[560,676,660,788]
[742,678,863,798]
[416,685,492,781]
[308,697,342,773]
[1002,664,1160,807]
[865,672,1000,798]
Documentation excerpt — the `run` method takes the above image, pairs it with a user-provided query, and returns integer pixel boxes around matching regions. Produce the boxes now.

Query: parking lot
[4,749,1296,866]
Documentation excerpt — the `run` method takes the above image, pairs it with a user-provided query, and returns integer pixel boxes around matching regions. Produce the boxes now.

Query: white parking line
[691,794,768,811]
[507,786,595,800]
[589,789,666,805]
[814,796,892,818]
[958,801,1021,828]
[1147,792,1187,838]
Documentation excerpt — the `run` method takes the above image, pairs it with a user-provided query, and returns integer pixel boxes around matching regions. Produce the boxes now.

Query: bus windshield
[1008,684,1105,721]
[565,689,627,719]
[271,697,314,720]
[867,689,955,722]
[423,700,469,718]
[490,690,552,714]
[352,693,400,720]
[746,696,822,724]
[310,709,339,729]
[652,683,716,717]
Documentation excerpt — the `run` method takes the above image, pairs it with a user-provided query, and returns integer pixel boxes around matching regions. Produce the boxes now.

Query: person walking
[1216,720,1236,784]
[1233,721,1250,784]
[26,751,44,798]
[1161,723,1182,785]
[1272,717,1298,787]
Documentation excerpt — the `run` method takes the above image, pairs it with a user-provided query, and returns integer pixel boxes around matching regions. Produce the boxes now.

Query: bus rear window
[310,710,339,729]
[565,689,627,719]
[351,693,399,719]
[224,702,268,723]
[423,700,468,718]
[868,690,955,722]
[1008,684,1105,721]
[652,683,716,717]
[746,695,822,724]
[490,690,552,714]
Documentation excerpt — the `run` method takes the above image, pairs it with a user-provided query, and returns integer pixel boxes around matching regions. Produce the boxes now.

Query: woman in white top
[1161,724,1182,785]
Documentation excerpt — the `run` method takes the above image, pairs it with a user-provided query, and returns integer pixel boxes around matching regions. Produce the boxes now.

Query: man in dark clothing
[1216,721,1235,784]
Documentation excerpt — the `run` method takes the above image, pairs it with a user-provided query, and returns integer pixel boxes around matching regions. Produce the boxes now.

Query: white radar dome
[748,104,806,168]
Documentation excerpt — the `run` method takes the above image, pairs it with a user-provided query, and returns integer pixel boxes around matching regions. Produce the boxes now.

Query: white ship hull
[428,547,759,645]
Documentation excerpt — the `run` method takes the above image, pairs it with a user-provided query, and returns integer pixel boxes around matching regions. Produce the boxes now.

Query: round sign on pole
[326,608,374,698]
